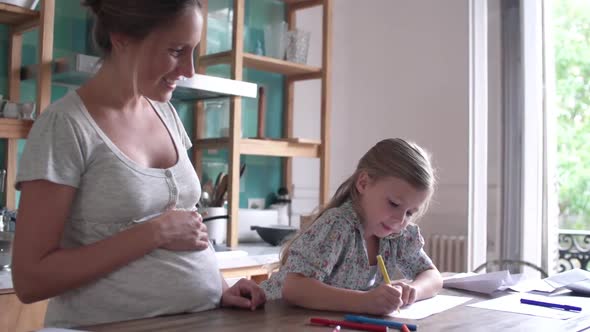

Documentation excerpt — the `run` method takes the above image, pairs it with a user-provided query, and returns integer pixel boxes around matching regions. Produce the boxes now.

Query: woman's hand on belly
[153,210,209,251]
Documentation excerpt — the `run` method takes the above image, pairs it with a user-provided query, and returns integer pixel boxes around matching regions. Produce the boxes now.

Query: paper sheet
[443,270,524,294]
[468,293,590,320]
[508,278,559,293]
[545,269,590,289]
[387,295,472,319]
[511,269,590,295]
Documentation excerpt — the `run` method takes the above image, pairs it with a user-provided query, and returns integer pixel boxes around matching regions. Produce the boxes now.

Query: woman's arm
[282,272,404,315]
[219,275,266,310]
[12,180,206,303]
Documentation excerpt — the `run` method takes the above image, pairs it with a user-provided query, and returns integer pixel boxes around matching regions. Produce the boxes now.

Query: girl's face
[122,7,203,102]
[356,173,430,238]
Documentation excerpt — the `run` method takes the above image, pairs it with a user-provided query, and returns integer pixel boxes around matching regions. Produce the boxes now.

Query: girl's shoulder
[389,223,426,248]
[312,201,362,232]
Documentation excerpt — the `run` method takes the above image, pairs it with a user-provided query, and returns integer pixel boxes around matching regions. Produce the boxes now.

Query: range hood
[20,53,258,101]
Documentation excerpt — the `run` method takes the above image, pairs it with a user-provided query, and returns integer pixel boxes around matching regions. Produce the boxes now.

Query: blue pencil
[344,315,418,331]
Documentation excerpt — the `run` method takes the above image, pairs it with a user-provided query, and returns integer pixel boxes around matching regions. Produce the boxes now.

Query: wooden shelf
[0,3,39,29]
[199,52,322,79]
[195,138,321,158]
[195,0,332,247]
[0,118,33,139]
[282,0,324,10]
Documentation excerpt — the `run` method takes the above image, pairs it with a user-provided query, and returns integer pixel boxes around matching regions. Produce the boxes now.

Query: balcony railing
[558,229,590,272]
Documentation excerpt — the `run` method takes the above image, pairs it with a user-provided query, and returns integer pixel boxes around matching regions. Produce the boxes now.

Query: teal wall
[0,0,285,208]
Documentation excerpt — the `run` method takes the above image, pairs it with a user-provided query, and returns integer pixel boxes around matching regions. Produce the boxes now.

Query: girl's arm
[283,272,404,315]
[390,267,442,305]
[411,267,443,300]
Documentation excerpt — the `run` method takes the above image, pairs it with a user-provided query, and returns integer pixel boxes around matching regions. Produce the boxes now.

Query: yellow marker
[377,255,391,284]
[377,254,401,313]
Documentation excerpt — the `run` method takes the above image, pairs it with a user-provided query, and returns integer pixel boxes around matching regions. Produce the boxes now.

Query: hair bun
[81,0,102,15]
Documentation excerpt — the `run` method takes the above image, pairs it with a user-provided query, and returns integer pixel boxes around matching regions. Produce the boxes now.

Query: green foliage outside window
[555,0,590,229]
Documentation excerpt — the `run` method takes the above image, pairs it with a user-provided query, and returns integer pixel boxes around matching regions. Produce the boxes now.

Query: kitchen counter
[214,241,281,270]
[215,241,282,256]
[0,270,12,294]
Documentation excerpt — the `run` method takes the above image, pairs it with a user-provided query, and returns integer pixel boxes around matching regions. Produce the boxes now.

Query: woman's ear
[110,32,131,53]
[355,171,371,194]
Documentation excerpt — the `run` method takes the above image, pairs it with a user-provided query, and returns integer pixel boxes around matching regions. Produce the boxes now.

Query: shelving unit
[194,0,332,247]
[20,53,258,101]
[1,1,54,209]
[0,3,39,29]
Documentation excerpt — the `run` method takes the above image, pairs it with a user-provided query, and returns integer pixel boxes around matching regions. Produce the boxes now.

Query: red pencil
[310,318,388,332]
[401,324,411,332]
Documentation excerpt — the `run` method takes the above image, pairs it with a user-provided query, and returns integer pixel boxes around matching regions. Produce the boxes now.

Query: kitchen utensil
[212,172,225,203]
[250,225,297,246]
[202,179,214,197]
[257,86,266,139]
[199,191,211,208]
[213,174,228,207]
[211,164,245,207]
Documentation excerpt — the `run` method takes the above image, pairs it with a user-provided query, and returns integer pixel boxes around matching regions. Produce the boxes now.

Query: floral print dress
[260,200,435,300]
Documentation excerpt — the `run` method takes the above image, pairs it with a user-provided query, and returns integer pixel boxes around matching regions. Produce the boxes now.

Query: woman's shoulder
[36,91,87,125]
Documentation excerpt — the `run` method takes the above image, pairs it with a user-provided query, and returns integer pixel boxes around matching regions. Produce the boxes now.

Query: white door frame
[521,0,546,271]
[467,0,488,271]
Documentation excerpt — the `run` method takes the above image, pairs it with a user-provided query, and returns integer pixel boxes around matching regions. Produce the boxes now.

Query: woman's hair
[279,138,436,265]
[81,0,203,57]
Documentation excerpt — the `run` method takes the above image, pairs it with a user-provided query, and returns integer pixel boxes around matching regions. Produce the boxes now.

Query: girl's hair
[81,0,203,57]
[280,138,436,265]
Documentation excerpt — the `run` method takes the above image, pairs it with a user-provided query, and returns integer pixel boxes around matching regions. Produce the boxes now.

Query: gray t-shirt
[16,91,223,328]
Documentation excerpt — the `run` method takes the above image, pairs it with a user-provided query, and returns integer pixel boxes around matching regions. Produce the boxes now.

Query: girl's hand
[361,283,404,315]
[155,210,209,251]
[390,280,418,306]
[221,279,266,310]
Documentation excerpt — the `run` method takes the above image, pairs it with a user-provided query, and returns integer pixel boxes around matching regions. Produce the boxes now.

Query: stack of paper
[544,269,590,296]
[443,270,524,294]
[507,268,590,295]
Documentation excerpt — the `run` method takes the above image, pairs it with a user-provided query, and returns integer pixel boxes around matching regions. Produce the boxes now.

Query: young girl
[260,138,442,315]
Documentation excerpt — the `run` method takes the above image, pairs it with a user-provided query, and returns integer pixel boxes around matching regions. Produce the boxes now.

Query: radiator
[424,234,467,272]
